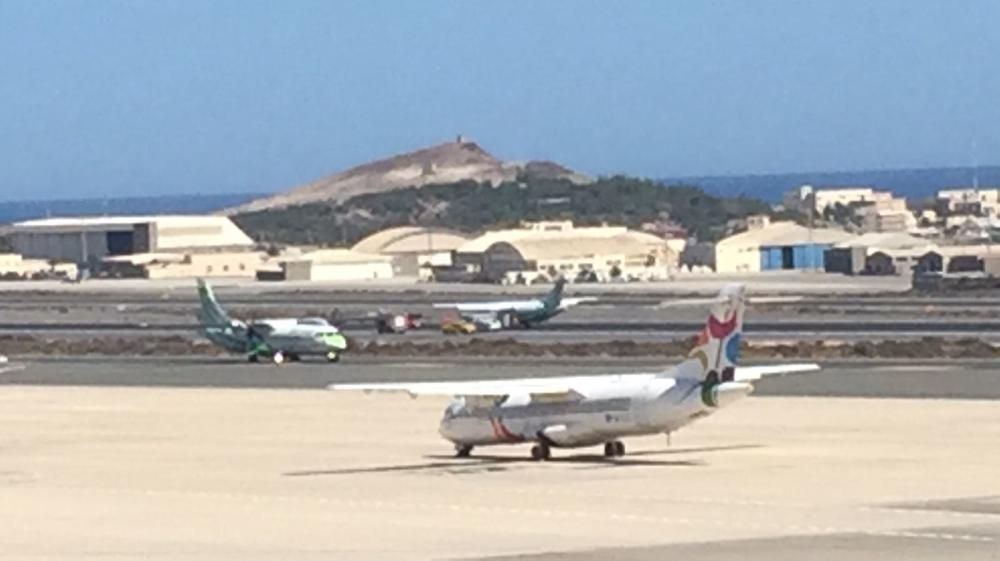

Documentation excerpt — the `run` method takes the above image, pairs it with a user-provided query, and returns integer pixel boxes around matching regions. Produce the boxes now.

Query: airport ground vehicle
[441,318,477,335]
[375,312,424,334]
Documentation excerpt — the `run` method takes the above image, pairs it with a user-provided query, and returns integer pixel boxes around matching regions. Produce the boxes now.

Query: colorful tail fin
[673,283,746,382]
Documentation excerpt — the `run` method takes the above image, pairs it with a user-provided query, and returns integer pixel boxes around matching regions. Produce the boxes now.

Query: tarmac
[1,358,1000,560]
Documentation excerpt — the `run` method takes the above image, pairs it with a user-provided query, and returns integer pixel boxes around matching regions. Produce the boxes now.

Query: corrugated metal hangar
[714,220,855,273]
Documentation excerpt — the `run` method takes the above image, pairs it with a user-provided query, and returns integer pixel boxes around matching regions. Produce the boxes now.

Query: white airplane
[433,278,596,329]
[197,279,348,364]
[331,284,818,460]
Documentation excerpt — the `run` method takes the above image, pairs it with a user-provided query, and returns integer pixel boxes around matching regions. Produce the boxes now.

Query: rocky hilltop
[228,138,589,214]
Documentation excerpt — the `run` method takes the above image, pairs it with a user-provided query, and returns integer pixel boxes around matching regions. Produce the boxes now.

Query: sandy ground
[1,387,999,560]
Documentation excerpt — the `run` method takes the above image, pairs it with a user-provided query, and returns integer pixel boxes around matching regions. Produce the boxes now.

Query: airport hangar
[714,218,856,274]
[350,226,469,276]
[443,221,681,283]
[9,215,263,278]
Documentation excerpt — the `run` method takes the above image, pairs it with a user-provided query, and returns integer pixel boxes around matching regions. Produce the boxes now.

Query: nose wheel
[603,441,626,458]
[455,444,474,458]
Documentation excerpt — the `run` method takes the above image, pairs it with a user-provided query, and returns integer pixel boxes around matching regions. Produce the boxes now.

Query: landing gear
[286,353,301,362]
[603,440,626,458]
[530,443,551,461]
[247,354,259,363]
[455,444,474,458]
[326,351,341,363]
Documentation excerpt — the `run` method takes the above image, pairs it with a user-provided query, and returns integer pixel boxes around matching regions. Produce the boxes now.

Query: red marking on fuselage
[489,417,523,442]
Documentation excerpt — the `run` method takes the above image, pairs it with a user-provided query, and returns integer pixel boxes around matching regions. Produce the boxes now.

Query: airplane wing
[329,373,659,397]
[432,301,540,313]
[330,364,817,397]
[559,297,598,309]
[733,363,820,382]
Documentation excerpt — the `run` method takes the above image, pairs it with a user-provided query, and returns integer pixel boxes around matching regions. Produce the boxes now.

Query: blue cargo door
[762,246,784,270]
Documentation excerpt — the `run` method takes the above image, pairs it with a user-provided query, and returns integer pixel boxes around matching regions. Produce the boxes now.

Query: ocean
[2,165,998,225]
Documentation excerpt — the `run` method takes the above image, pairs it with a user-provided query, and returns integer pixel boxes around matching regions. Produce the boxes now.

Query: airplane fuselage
[438,376,753,448]
[202,318,347,357]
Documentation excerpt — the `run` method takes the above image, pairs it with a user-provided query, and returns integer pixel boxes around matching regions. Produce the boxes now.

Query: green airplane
[433,278,596,329]
[196,279,348,364]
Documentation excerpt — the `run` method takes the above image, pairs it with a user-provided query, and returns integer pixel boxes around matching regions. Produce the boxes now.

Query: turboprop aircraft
[432,277,595,329]
[196,279,348,364]
[331,283,818,460]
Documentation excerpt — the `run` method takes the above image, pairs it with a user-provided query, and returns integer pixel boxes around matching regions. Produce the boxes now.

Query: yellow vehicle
[441,318,477,335]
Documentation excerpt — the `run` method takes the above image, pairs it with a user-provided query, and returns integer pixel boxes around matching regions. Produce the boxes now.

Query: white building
[281,249,394,281]
[784,185,898,214]
[857,206,918,233]
[937,188,1000,215]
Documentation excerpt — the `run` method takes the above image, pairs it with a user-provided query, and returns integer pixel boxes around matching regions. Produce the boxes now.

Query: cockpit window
[443,398,467,419]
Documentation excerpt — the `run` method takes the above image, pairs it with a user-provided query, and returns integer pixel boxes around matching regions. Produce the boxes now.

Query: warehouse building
[281,249,394,281]
[825,232,937,275]
[714,218,855,273]
[0,253,78,280]
[101,251,264,280]
[441,221,678,283]
[351,226,468,276]
[915,245,998,274]
[11,215,254,263]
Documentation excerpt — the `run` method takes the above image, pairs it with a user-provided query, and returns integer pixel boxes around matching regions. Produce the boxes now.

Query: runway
[0,384,997,560]
[4,355,1000,399]
[5,318,1000,334]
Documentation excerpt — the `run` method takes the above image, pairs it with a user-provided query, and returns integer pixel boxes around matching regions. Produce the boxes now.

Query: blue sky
[1,0,998,200]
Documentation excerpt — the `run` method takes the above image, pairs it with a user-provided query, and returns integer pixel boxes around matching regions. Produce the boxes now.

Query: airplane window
[297,318,331,326]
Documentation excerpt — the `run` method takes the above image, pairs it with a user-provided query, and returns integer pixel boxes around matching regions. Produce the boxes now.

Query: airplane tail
[196,278,233,328]
[672,283,746,383]
[196,278,252,352]
[542,277,566,310]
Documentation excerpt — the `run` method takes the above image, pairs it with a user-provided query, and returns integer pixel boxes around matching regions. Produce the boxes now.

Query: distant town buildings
[937,188,1000,215]
[783,185,898,214]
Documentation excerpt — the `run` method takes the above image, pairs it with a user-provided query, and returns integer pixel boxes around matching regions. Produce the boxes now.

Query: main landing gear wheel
[326,352,341,363]
[455,444,474,458]
[247,354,259,363]
[604,441,626,458]
[530,443,551,461]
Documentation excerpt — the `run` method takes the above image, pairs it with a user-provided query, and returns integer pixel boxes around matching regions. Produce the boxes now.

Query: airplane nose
[438,418,456,440]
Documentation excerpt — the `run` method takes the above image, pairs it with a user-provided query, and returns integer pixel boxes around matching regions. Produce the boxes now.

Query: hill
[665,165,1000,203]
[232,176,773,245]
[228,138,590,214]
